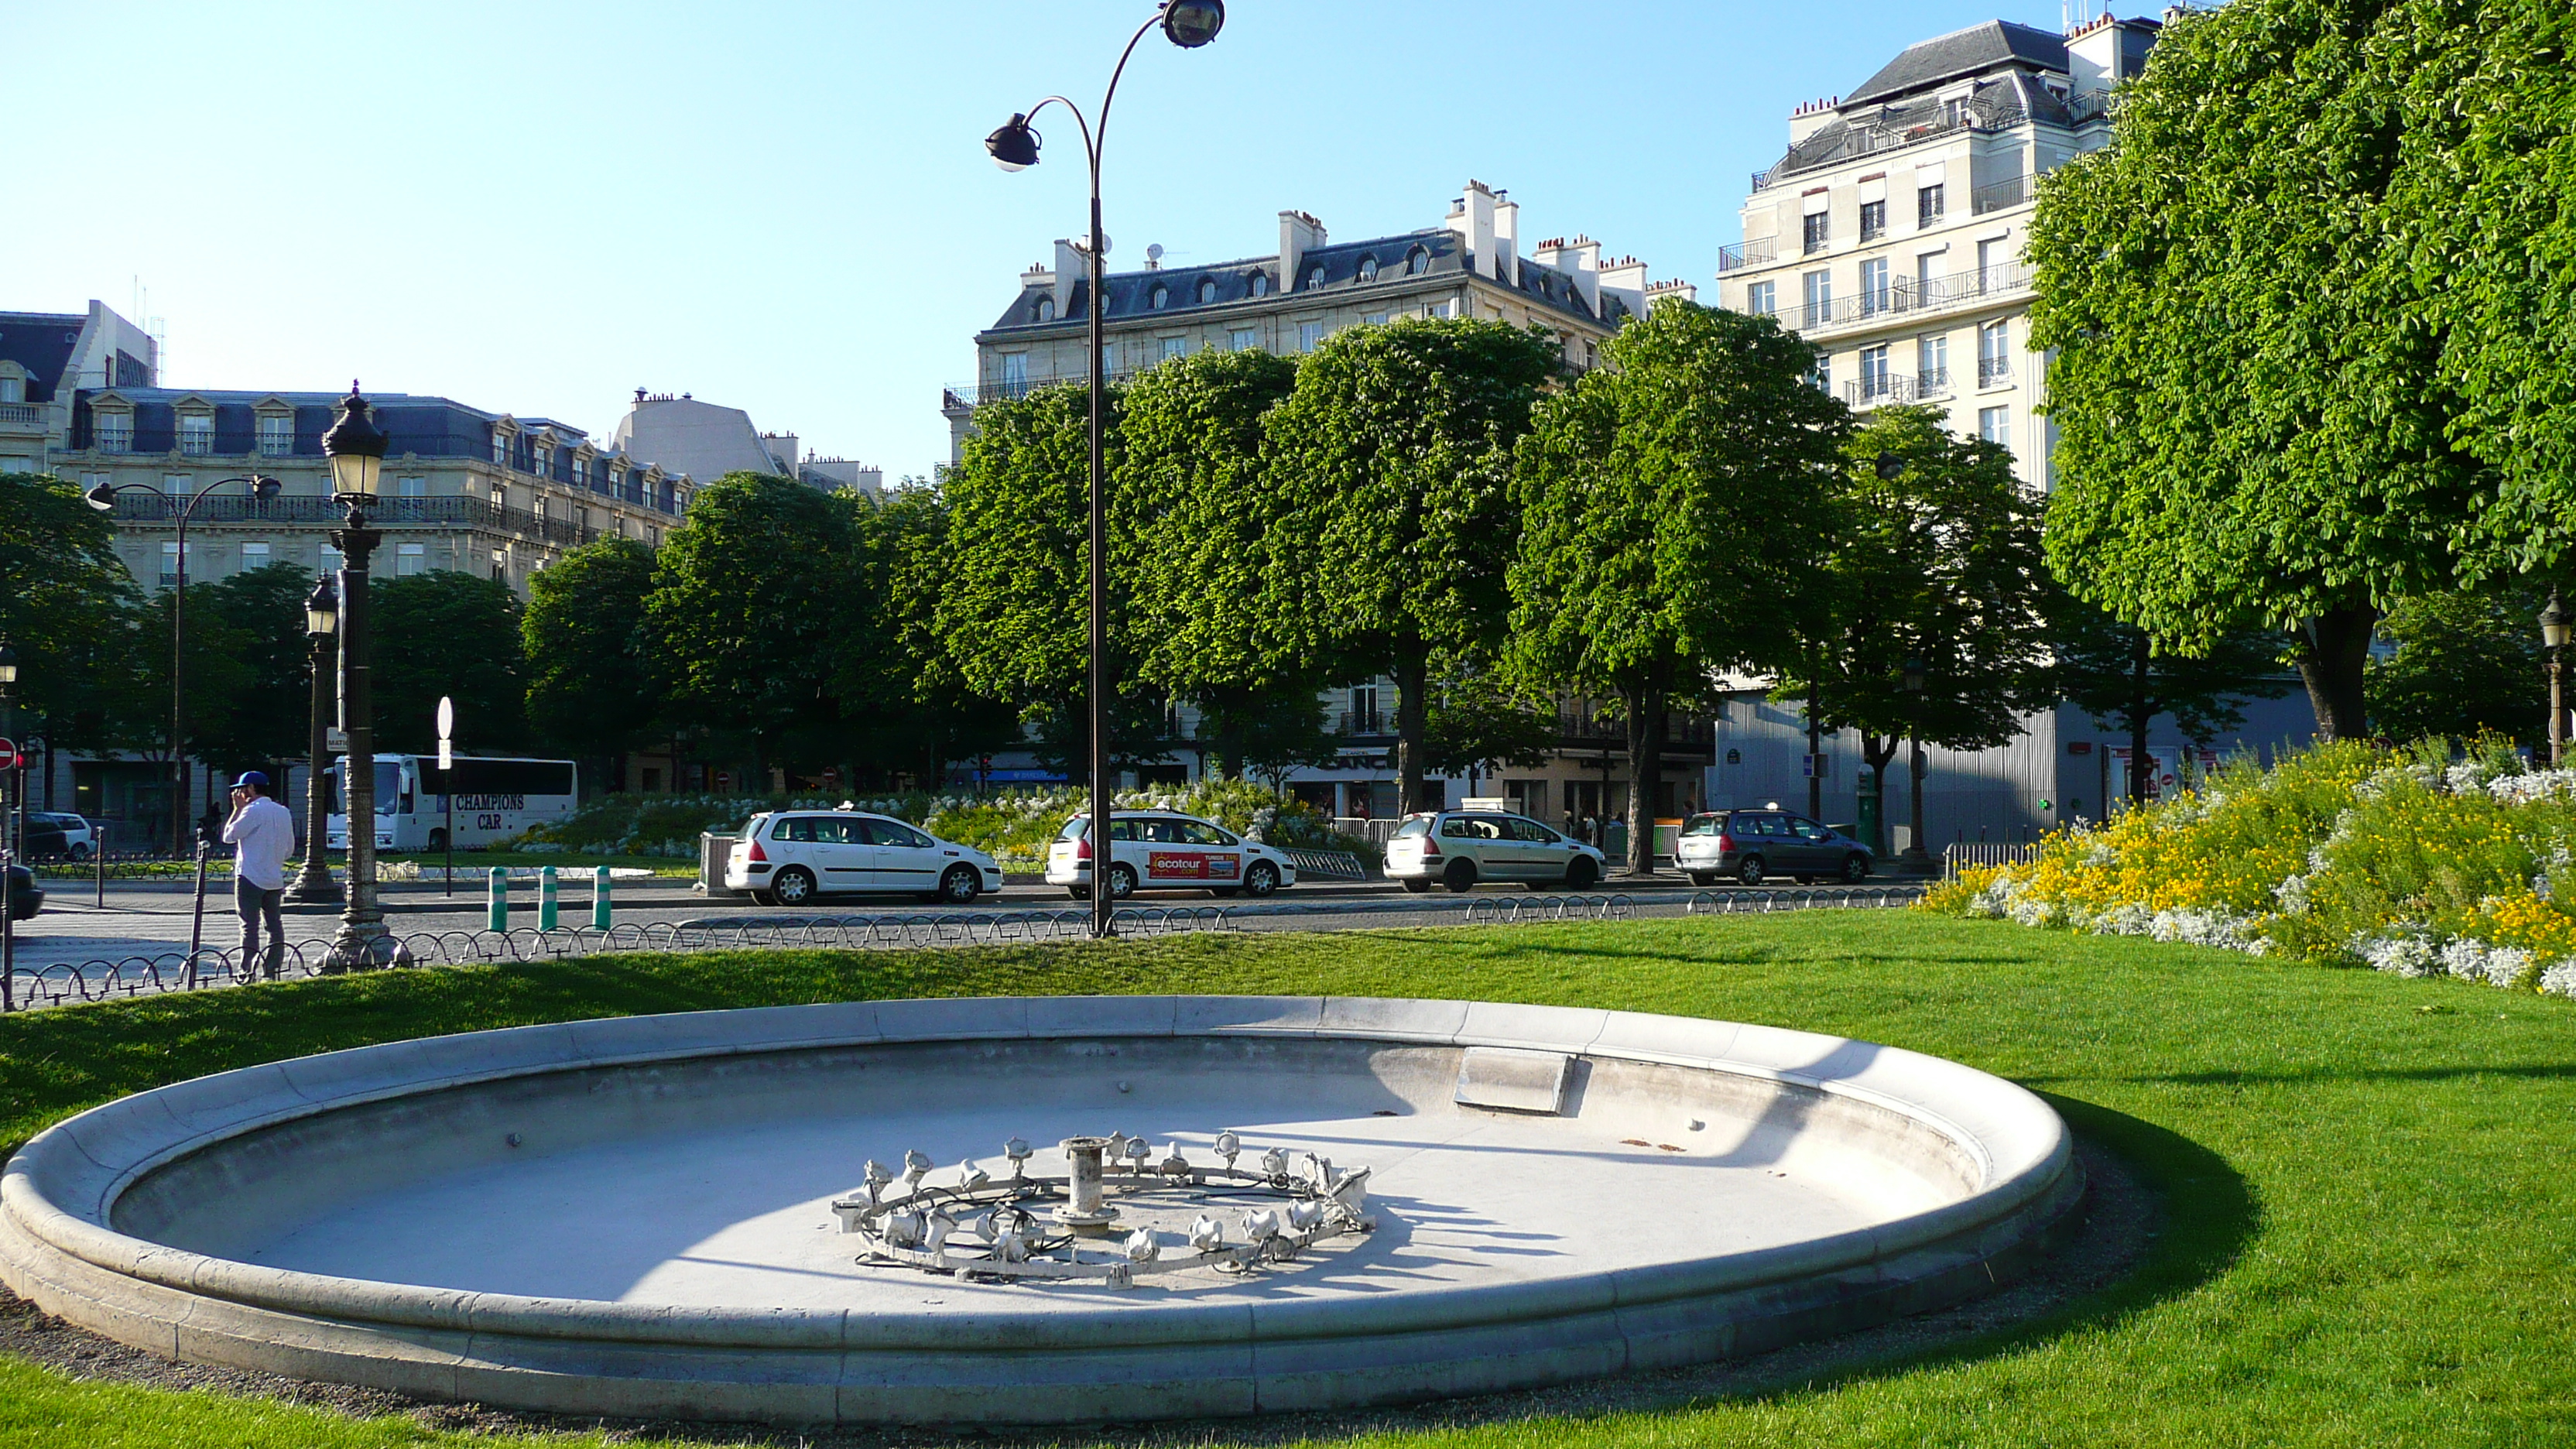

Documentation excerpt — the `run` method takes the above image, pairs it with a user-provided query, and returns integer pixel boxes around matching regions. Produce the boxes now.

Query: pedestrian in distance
[222,772,296,980]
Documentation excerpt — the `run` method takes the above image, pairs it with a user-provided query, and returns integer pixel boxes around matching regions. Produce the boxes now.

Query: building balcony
[1338,708,1388,738]
[1715,237,1779,273]
[1978,357,2013,388]
[106,492,632,543]
[1970,174,2031,215]
[1557,711,1711,749]
[1754,262,2033,339]
[1845,368,1954,409]
[0,401,46,433]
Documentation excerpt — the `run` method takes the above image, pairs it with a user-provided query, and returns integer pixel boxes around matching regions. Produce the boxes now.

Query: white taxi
[1045,810,1298,899]
[725,809,1004,907]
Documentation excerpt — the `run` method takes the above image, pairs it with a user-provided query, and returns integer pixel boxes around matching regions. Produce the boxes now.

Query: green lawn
[0,915,2571,1447]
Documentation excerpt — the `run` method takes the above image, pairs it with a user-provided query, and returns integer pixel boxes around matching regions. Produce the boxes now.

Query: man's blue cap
[231,771,270,790]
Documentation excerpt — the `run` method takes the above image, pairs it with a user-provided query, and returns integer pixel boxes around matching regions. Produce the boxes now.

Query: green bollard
[540,866,560,931]
[487,867,509,930]
[591,865,612,930]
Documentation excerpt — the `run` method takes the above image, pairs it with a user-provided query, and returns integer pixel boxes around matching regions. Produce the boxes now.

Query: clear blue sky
[5,0,2093,480]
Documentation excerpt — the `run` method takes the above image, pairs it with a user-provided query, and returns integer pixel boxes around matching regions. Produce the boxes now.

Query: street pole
[985,0,1228,943]
[321,387,399,971]
[2546,587,2571,769]
[289,577,341,903]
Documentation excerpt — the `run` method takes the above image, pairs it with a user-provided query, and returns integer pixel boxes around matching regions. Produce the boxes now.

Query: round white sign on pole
[437,697,454,772]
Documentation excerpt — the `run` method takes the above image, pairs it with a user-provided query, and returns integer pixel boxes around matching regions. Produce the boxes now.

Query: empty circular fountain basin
[0,996,2076,1425]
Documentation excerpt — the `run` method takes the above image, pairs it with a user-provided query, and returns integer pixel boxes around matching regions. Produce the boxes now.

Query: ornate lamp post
[320,385,400,970]
[985,0,1226,941]
[2543,589,2571,769]
[1,640,16,1012]
[288,576,342,903]
[85,473,282,854]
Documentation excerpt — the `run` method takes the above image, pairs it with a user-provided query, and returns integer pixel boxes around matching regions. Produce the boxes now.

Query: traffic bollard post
[540,866,559,931]
[591,865,611,930]
[487,867,509,930]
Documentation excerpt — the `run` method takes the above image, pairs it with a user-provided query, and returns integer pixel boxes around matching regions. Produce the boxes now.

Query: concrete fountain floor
[1,997,2078,1425]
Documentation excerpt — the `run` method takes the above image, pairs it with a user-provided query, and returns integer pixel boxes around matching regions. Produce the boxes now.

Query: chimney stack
[1279,210,1327,291]
[1447,180,1500,282]
[1053,238,1084,317]
[1493,189,1520,287]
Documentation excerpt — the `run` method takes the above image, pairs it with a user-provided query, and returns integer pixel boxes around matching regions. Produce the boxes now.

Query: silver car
[1383,810,1608,893]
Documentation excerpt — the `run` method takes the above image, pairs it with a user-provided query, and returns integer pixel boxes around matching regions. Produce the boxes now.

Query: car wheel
[426,827,448,853]
[1735,855,1766,886]
[769,866,817,907]
[752,889,779,907]
[1564,856,1598,890]
[1400,877,1433,894]
[1245,861,1280,898]
[934,865,980,904]
[67,844,89,862]
[1842,852,1872,884]
[1108,863,1138,899]
[1687,871,1715,886]
[1443,858,1478,894]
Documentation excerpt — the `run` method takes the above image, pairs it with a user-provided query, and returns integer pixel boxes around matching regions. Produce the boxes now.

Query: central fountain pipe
[1054,1136,1120,1231]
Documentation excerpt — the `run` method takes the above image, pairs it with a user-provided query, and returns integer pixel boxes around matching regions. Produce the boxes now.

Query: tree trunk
[2293,601,2377,741]
[2129,632,2154,806]
[1623,686,1667,877]
[1393,651,1434,812]
[1862,733,1900,856]
[1908,732,1927,862]
[1805,678,1824,821]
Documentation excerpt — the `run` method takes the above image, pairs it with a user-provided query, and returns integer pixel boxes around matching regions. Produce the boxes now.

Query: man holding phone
[222,772,296,978]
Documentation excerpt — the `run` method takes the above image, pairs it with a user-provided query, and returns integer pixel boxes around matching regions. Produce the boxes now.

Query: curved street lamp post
[85,473,283,855]
[984,0,1226,940]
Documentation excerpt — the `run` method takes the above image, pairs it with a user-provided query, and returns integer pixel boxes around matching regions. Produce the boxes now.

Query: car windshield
[1682,814,1726,837]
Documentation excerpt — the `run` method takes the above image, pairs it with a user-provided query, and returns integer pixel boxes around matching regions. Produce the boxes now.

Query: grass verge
[0,914,2571,1447]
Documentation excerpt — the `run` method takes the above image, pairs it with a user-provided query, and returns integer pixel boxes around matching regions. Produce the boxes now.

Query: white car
[27,813,98,860]
[1382,810,1608,893]
[1045,811,1298,899]
[725,810,1002,907]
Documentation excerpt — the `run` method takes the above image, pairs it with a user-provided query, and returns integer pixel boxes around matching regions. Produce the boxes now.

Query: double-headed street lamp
[85,472,281,855]
[287,576,342,905]
[985,0,1225,941]
[318,385,401,970]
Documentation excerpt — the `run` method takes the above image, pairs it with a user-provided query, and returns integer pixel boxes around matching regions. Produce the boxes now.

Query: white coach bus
[327,755,580,853]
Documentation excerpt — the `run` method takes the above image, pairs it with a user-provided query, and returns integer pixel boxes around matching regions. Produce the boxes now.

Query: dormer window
[1249,270,1270,297]
[255,412,292,457]
[1357,255,1379,283]
[1149,283,1169,310]
[491,428,510,466]
[1197,277,1218,305]
[1035,295,1057,322]
[94,409,134,452]
[177,411,214,456]
[1406,245,1430,276]
[1305,265,1327,291]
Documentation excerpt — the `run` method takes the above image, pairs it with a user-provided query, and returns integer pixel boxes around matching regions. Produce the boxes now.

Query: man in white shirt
[221,772,297,978]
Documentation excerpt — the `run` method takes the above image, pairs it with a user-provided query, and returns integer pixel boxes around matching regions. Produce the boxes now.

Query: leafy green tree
[1263,318,1564,810]
[1420,670,1560,780]
[646,473,865,781]
[933,382,1156,781]
[1118,348,1308,779]
[2366,583,2549,748]
[190,562,321,776]
[0,472,146,758]
[2050,600,2294,805]
[1203,681,1343,794]
[125,583,255,848]
[842,485,1021,789]
[2025,0,2484,740]
[523,537,663,782]
[1776,407,2054,856]
[373,570,526,756]
[1511,302,1847,874]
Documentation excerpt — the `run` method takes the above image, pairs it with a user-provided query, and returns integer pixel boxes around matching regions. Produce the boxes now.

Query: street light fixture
[288,576,342,906]
[985,0,1227,941]
[320,385,399,968]
[84,472,282,854]
[0,642,16,688]
[2543,588,2571,768]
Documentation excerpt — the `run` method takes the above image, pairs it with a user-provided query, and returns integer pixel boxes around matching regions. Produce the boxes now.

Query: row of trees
[2028,0,2576,741]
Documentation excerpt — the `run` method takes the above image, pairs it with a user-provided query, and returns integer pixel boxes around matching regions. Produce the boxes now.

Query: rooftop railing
[1715,237,1780,273]
[1756,262,2033,337]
